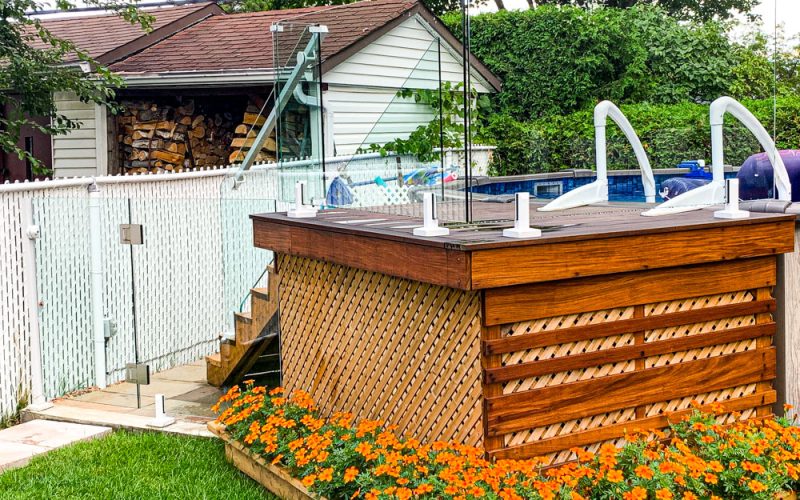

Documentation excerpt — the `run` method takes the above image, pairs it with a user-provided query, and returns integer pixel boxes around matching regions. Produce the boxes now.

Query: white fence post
[88,183,107,389]
[21,199,52,410]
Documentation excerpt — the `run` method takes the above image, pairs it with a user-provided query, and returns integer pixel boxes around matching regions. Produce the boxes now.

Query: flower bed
[213,381,800,499]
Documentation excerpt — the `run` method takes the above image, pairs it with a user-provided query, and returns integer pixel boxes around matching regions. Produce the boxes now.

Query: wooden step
[206,266,281,388]
[206,353,224,386]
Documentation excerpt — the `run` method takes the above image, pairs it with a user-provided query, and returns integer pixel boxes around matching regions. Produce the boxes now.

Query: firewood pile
[116,98,301,174]
[228,104,278,165]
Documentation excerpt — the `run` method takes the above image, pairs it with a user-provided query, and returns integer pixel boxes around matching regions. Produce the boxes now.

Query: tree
[0,0,149,174]
[223,0,489,17]
[532,0,759,21]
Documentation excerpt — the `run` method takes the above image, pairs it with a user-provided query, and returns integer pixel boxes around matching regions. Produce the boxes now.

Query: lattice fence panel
[0,193,33,417]
[278,254,484,447]
[33,195,95,398]
[0,167,285,413]
[486,285,776,465]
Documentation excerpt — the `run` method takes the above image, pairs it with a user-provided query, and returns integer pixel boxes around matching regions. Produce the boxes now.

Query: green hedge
[443,6,736,122]
[487,97,800,176]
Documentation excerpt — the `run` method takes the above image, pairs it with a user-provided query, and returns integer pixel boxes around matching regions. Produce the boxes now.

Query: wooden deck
[251,202,796,464]
[252,201,795,290]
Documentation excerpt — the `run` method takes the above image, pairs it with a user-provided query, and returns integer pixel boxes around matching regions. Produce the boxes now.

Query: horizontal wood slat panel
[486,348,776,436]
[486,322,775,383]
[253,219,471,289]
[483,299,775,355]
[471,221,794,288]
[484,257,775,326]
[488,390,777,460]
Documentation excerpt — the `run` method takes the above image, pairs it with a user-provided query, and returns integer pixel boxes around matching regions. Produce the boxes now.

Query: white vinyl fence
[0,148,494,419]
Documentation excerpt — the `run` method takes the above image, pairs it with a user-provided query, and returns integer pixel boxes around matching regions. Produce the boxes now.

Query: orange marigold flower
[343,466,359,483]
[414,483,434,495]
[606,469,624,483]
[655,488,674,500]
[703,472,718,484]
[317,467,333,482]
[623,487,647,500]
[634,465,654,479]
[301,474,316,487]
[748,480,767,493]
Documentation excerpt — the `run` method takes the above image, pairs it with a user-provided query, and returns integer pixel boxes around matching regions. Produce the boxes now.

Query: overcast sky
[474,0,800,39]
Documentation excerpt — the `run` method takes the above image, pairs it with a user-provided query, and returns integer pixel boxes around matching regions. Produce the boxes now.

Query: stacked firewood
[228,104,278,165]
[117,100,237,172]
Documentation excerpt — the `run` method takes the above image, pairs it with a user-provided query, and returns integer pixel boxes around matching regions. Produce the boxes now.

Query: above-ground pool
[470,170,738,203]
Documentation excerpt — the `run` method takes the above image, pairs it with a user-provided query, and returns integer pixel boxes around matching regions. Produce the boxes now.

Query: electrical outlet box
[103,318,117,339]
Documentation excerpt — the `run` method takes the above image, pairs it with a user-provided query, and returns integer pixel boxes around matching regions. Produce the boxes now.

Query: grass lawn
[0,429,276,500]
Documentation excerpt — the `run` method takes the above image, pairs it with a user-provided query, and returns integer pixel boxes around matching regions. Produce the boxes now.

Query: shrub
[214,382,800,499]
[442,6,737,122]
[488,96,800,176]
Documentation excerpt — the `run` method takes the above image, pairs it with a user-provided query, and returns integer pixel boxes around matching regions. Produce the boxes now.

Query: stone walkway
[0,420,111,472]
[23,359,221,439]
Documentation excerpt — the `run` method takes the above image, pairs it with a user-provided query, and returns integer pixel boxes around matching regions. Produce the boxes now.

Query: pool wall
[471,168,740,202]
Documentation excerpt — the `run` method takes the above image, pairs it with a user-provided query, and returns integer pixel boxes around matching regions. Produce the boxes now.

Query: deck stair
[206,265,280,387]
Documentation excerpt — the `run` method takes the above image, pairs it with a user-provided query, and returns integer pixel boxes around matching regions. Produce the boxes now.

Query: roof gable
[107,0,500,91]
[110,0,417,74]
[31,3,223,64]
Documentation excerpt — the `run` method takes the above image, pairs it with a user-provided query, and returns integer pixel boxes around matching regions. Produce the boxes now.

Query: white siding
[52,92,107,178]
[325,87,435,155]
[324,16,494,156]
[325,16,491,92]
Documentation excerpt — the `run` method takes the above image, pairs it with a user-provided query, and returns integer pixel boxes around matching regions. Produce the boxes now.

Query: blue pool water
[470,173,737,203]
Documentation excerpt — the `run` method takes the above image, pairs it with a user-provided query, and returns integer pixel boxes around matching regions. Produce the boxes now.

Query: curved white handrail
[539,101,656,211]
[642,96,790,216]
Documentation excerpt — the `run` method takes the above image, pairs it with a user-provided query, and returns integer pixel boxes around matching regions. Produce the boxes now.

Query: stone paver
[0,420,110,472]
[22,358,220,439]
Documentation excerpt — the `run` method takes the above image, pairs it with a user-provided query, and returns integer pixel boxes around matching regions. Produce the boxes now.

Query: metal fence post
[21,198,52,410]
[88,182,107,389]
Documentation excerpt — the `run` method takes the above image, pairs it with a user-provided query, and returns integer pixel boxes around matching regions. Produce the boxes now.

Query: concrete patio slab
[152,363,206,383]
[0,441,47,472]
[20,358,220,440]
[102,379,204,398]
[23,404,213,438]
[0,420,111,472]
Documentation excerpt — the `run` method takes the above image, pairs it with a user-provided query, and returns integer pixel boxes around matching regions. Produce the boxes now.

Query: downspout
[88,181,106,388]
[293,83,335,158]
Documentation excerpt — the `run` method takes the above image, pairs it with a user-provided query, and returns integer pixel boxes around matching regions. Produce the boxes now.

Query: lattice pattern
[351,185,411,208]
[0,191,41,417]
[488,286,775,465]
[278,254,484,447]
[0,169,283,414]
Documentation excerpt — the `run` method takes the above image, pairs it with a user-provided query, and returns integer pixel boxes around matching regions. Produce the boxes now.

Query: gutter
[119,69,285,88]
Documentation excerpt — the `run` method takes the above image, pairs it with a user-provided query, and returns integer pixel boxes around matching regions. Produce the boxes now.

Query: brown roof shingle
[32,3,219,62]
[110,0,417,74]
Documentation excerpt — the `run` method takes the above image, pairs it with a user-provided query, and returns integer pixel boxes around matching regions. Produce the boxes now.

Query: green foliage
[370,82,491,162]
[222,0,483,16]
[0,430,276,499]
[222,0,358,13]
[489,96,800,176]
[533,0,758,21]
[1,0,150,174]
[730,28,800,100]
[443,6,737,122]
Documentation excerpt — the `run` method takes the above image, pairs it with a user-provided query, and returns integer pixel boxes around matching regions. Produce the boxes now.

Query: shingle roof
[110,0,418,74]
[32,3,218,62]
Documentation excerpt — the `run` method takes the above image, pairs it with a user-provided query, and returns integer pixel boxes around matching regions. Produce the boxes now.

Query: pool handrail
[539,100,656,212]
[642,96,791,217]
